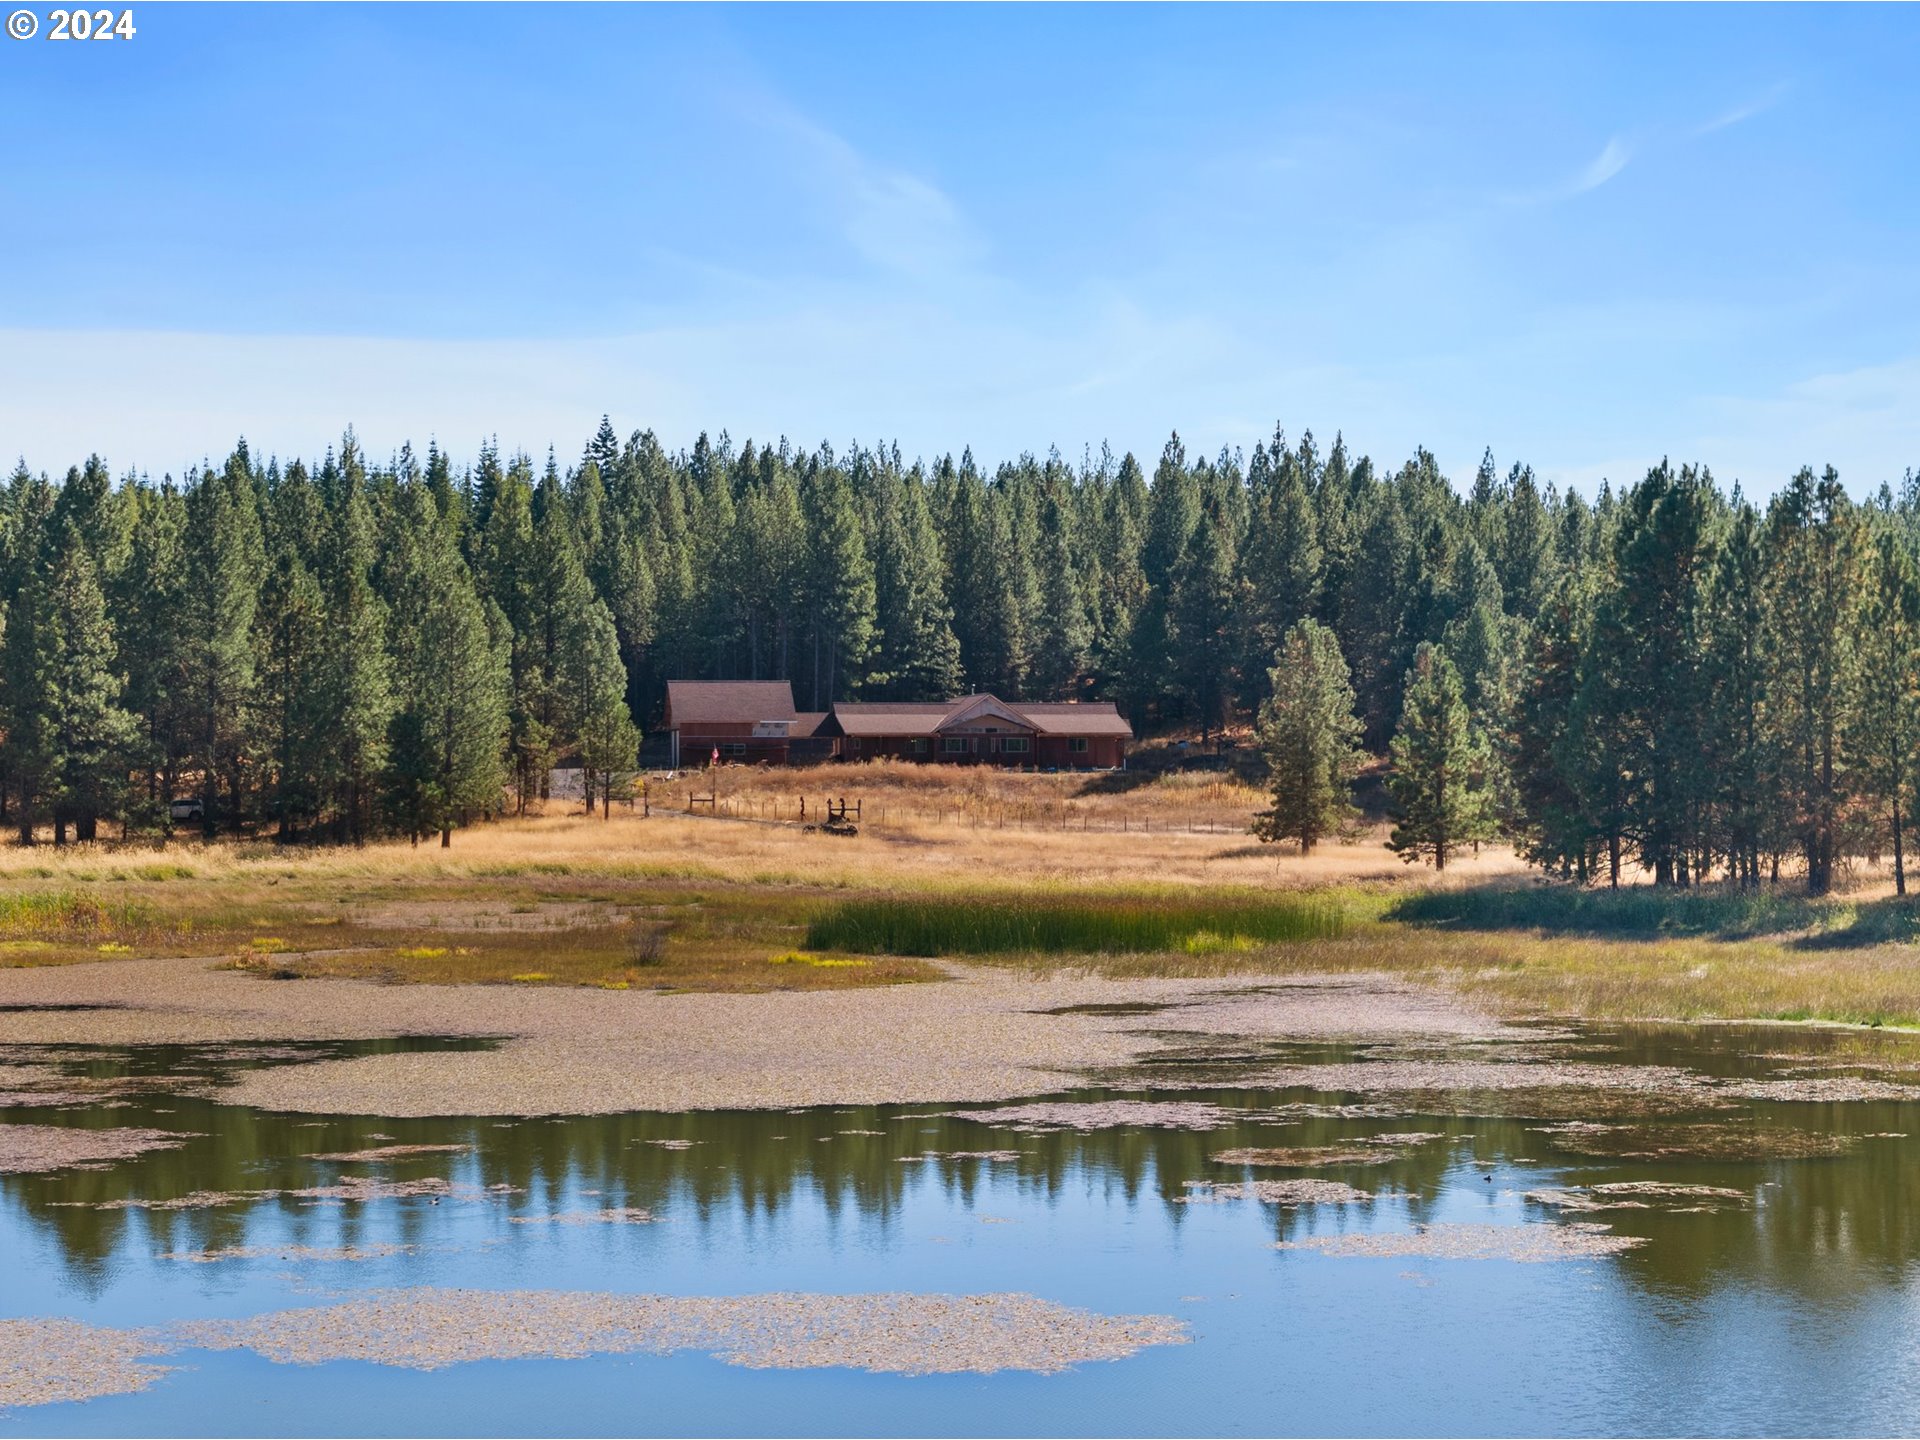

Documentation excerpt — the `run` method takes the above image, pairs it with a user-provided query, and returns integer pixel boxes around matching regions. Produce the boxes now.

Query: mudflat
[0,955,1506,1116]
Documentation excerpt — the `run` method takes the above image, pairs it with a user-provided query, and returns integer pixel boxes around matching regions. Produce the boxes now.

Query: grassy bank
[1387,882,1920,947]
[4,787,1920,1029]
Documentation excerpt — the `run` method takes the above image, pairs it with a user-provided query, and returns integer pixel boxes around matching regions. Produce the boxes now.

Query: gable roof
[665,681,798,728]
[936,694,1036,733]
[824,695,1132,739]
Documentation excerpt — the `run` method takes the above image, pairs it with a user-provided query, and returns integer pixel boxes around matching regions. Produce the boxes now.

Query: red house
[664,683,1131,768]
[822,693,1130,769]
[663,681,828,768]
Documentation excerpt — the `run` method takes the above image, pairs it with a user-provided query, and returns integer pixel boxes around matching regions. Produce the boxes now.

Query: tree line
[3,419,1917,889]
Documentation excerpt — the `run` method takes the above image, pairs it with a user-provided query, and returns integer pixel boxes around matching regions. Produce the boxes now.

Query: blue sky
[4,4,1918,496]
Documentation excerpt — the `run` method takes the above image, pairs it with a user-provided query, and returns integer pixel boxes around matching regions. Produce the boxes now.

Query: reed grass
[805,893,1346,957]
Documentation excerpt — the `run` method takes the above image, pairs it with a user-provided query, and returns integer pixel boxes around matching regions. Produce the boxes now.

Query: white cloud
[752,97,984,283]
[1568,136,1632,195]
[1694,82,1791,137]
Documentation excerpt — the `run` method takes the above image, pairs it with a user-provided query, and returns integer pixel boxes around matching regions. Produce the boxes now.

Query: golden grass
[4,766,1920,1024]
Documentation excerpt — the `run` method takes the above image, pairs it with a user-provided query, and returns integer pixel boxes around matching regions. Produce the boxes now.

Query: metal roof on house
[1013,702,1135,737]
[825,695,1132,739]
[665,681,798,728]
[826,702,956,738]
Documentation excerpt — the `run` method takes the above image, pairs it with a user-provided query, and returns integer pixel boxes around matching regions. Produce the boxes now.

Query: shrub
[628,922,668,967]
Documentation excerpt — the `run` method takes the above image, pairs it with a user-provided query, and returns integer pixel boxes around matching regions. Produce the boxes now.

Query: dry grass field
[3,763,1920,1028]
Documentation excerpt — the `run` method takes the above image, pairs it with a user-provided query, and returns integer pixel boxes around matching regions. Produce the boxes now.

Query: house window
[908,737,930,755]
[1001,737,1030,754]
[1068,738,1089,755]
[722,742,747,758]
[942,736,970,754]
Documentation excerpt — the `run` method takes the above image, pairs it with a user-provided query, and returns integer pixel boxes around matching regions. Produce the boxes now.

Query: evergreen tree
[1340,491,1415,744]
[1849,522,1919,893]
[45,531,139,841]
[254,542,329,839]
[1765,466,1861,894]
[1252,619,1362,853]
[1027,478,1092,698]
[797,456,876,708]
[1127,434,1199,722]
[314,437,392,842]
[563,597,640,815]
[868,468,964,700]
[1173,503,1238,740]
[1239,431,1323,709]
[181,453,265,835]
[1507,576,1594,878]
[1701,498,1771,886]
[383,485,509,846]
[1387,642,1491,871]
[1596,462,1719,885]
[941,454,1026,696]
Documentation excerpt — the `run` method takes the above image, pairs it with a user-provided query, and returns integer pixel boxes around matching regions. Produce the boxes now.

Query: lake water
[5,1023,1920,1436]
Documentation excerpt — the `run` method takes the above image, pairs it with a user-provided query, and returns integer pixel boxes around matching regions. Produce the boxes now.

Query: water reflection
[7,1025,1920,1435]
[4,1026,1919,1306]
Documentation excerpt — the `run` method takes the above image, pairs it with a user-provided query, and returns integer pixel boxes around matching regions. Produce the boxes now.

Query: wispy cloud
[1506,135,1635,207]
[1695,82,1792,137]
[754,96,984,283]
[1568,136,1633,195]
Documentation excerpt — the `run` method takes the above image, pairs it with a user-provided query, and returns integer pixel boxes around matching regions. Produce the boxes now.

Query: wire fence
[670,793,1253,835]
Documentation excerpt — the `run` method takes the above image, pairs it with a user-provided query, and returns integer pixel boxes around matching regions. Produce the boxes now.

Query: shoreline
[0,954,1510,1117]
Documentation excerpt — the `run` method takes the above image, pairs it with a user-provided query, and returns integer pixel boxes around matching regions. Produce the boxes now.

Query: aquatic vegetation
[1534,1121,1855,1162]
[158,1243,420,1265]
[805,894,1346,957]
[0,1123,195,1174]
[508,1208,658,1226]
[308,1143,474,1163]
[169,1287,1190,1376]
[1211,1146,1398,1168]
[0,1290,1186,1412]
[1714,1077,1920,1103]
[1178,1179,1372,1205]
[0,1318,172,1410]
[1276,1221,1648,1262]
[946,1101,1245,1132]
[1525,1182,1748,1214]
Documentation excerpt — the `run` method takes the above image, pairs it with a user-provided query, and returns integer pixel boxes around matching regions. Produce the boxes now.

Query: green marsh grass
[0,888,122,933]
[806,893,1347,957]
[1388,881,1920,948]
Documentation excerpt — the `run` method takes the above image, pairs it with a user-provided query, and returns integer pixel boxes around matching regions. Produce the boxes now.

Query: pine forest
[3,418,1915,894]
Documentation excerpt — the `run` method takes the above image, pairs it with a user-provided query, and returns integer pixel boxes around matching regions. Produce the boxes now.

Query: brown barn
[664,681,826,768]
[822,693,1130,768]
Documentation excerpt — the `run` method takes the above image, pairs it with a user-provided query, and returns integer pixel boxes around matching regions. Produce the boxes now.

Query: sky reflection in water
[4,1027,1920,1437]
